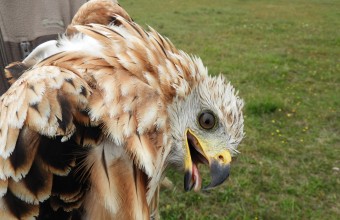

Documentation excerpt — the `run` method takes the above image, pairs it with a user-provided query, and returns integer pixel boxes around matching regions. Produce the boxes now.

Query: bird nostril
[218,155,224,162]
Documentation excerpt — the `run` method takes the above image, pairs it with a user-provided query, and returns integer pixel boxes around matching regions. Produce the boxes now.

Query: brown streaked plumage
[66,0,132,36]
[0,0,244,219]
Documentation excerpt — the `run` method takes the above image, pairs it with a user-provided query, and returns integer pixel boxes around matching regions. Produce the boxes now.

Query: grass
[120,0,340,219]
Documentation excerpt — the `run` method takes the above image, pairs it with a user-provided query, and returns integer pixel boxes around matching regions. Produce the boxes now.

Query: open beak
[184,129,232,192]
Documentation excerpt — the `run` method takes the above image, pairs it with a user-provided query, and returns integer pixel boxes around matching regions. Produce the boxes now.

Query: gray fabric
[0,0,86,43]
[0,0,86,64]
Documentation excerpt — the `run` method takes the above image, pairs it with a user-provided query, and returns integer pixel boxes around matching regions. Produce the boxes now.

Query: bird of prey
[0,0,244,219]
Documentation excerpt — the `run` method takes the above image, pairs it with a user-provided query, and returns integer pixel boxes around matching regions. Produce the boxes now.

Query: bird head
[168,74,244,192]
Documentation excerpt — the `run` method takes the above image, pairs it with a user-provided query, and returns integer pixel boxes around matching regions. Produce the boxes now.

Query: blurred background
[120,0,339,219]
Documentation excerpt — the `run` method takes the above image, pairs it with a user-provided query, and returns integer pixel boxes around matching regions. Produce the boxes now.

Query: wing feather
[0,179,8,197]
[4,127,40,181]
[4,62,28,86]
[2,190,39,219]
[8,157,53,205]
[0,65,92,217]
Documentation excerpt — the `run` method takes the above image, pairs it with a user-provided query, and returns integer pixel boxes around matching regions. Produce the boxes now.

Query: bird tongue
[192,163,202,192]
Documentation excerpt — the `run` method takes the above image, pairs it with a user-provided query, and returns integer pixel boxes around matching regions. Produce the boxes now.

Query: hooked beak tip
[203,161,230,190]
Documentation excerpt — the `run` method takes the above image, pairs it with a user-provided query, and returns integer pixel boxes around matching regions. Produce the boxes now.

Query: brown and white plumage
[0,1,244,219]
[66,0,132,36]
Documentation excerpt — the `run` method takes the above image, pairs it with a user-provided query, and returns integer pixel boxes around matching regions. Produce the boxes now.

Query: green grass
[120,0,340,219]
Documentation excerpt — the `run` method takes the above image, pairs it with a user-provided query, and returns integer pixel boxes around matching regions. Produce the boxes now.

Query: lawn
[120,0,340,219]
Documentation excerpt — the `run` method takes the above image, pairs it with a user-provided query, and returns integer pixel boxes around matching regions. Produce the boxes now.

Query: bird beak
[184,129,232,192]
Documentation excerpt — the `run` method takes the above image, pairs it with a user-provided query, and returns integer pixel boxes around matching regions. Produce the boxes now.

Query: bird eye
[198,111,216,130]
